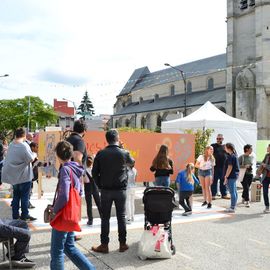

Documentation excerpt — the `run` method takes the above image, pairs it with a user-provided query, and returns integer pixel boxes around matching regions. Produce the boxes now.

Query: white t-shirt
[127,167,137,188]
[197,155,215,170]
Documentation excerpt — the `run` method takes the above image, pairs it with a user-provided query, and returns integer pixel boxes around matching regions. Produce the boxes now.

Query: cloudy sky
[0,0,227,115]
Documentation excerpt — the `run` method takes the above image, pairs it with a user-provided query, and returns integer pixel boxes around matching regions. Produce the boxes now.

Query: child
[84,155,101,226]
[50,141,96,270]
[126,164,137,224]
[176,163,199,216]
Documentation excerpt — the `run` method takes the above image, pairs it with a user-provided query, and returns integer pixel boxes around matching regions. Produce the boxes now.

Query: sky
[0,0,227,115]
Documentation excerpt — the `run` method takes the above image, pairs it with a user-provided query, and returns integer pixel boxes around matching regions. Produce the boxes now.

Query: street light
[62,98,77,112]
[0,74,9,78]
[164,63,187,117]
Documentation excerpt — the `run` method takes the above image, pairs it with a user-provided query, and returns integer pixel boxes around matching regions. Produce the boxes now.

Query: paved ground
[1,177,270,270]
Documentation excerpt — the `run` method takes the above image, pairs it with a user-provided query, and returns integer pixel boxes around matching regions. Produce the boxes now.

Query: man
[211,134,230,200]
[91,129,135,254]
[66,119,88,166]
[2,128,36,221]
[25,133,33,145]
[0,140,4,188]
[0,218,36,267]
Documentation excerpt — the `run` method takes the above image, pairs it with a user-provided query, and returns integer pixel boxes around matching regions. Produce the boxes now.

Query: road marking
[248,239,267,246]
[206,241,223,248]
[177,252,193,260]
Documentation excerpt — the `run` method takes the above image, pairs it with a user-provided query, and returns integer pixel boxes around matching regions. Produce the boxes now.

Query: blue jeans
[50,229,95,270]
[227,178,238,209]
[211,167,227,196]
[12,181,32,219]
[262,177,270,207]
[155,176,170,187]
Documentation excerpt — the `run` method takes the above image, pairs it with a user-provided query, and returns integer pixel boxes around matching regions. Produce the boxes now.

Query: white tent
[161,101,257,164]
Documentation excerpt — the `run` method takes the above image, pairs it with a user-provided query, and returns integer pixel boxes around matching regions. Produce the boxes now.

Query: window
[207,78,214,90]
[141,117,146,129]
[154,94,159,100]
[157,115,162,128]
[240,0,248,9]
[187,81,192,93]
[115,120,119,128]
[249,0,255,6]
[125,119,130,127]
[139,97,143,103]
[170,85,175,96]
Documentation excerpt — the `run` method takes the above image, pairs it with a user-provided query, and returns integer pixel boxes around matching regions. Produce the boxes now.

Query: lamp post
[164,63,187,117]
[63,98,77,114]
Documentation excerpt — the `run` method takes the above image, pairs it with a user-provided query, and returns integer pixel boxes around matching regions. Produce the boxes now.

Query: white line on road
[248,239,267,246]
[177,252,193,260]
[206,241,223,248]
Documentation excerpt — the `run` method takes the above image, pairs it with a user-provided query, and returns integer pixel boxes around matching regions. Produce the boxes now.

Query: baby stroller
[138,187,177,260]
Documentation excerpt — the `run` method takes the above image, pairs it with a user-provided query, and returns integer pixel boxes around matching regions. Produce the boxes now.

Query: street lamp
[63,98,77,113]
[164,63,187,117]
[0,74,9,78]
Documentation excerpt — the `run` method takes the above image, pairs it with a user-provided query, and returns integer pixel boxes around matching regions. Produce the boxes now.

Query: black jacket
[92,144,135,190]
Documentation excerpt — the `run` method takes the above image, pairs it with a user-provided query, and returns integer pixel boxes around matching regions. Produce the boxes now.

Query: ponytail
[186,163,195,184]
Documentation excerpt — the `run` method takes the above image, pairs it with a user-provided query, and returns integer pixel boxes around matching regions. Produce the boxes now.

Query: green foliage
[0,96,58,136]
[185,128,214,158]
[116,127,153,133]
[77,91,95,119]
[154,126,161,133]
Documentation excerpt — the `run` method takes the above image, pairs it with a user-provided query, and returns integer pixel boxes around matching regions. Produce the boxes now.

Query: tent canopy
[161,101,257,165]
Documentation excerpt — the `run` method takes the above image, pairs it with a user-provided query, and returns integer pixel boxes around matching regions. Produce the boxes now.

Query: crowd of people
[0,123,270,269]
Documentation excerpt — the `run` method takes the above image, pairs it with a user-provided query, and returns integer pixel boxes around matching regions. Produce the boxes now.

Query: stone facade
[226,0,270,139]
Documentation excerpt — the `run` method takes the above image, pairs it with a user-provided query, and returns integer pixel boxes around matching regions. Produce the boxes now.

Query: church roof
[114,87,226,116]
[118,54,226,96]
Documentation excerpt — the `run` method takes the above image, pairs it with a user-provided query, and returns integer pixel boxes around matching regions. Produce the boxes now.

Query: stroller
[138,187,177,259]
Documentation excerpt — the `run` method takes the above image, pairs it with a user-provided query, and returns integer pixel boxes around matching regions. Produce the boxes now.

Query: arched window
[187,81,192,93]
[207,78,214,90]
[170,85,175,96]
[141,117,146,129]
[125,119,130,127]
[139,97,143,103]
[154,94,159,100]
[157,115,162,128]
[115,120,119,128]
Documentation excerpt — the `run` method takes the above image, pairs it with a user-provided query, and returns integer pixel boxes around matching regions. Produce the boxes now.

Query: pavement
[1,177,270,270]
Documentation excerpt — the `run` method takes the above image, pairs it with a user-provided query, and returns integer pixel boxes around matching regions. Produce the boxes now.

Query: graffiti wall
[38,131,195,182]
[84,131,195,182]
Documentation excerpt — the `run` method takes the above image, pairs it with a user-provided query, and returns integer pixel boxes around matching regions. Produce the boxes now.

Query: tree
[77,91,95,119]
[0,96,58,137]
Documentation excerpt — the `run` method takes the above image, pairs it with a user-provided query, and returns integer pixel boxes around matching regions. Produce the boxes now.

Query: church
[112,0,270,139]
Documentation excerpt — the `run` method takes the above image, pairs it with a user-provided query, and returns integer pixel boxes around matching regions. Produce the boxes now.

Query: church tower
[226,0,270,139]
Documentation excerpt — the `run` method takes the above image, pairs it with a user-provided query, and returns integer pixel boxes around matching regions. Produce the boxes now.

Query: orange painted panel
[84,131,195,182]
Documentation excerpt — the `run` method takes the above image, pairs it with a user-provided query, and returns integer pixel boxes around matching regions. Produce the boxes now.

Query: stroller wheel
[171,244,176,255]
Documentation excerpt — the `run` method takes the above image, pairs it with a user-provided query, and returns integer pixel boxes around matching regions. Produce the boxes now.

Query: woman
[195,146,215,209]
[224,143,240,213]
[150,145,173,187]
[50,141,95,270]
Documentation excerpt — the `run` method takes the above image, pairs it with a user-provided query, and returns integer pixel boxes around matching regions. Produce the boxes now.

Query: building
[112,54,227,131]
[85,114,111,131]
[53,99,75,130]
[113,0,270,139]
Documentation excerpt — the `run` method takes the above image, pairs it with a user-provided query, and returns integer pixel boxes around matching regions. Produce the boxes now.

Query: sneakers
[119,243,129,252]
[182,211,192,216]
[263,207,270,214]
[225,208,235,213]
[92,244,109,254]
[21,215,37,222]
[222,195,231,200]
[126,219,132,224]
[28,202,35,209]
[207,203,212,209]
[201,201,207,206]
[245,201,250,208]
[12,256,36,268]
[87,220,93,226]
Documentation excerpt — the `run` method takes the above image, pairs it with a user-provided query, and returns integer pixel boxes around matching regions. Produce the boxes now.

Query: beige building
[113,0,270,139]
[112,54,227,131]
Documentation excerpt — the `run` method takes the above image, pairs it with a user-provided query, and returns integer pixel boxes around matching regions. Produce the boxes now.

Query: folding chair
[0,238,12,269]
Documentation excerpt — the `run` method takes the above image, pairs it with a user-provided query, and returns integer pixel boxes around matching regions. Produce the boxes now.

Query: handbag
[44,182,58,223]
[50,167,81,232]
